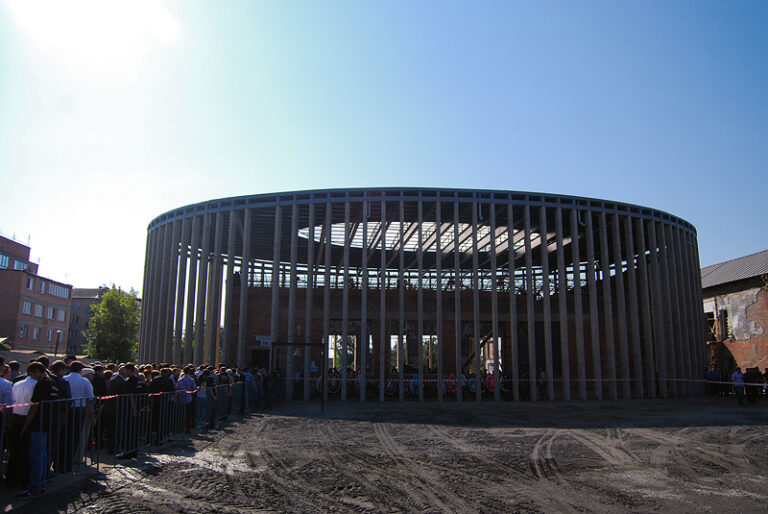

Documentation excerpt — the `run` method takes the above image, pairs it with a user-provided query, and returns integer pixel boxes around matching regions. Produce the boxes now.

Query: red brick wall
[720,284,768,370]
[0,269,72,353]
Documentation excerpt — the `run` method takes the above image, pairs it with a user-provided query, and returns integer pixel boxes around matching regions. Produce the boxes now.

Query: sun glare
[7,0,182,84]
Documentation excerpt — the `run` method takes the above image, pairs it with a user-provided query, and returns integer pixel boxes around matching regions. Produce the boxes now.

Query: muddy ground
[14,398,768,513]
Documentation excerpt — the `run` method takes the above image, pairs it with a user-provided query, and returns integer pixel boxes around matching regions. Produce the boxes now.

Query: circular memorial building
[139,188,705,402]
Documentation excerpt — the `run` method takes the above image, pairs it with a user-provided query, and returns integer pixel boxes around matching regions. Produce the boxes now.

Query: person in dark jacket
[17,362,61,497]
[91,365,108,397]
[49,360,73,474]
[150,368,176,443]
[104,364,130,453]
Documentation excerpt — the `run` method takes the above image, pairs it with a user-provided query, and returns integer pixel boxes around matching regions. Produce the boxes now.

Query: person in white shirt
[64,361,95,464]
[7,366,38,488]
[12,374,37,415]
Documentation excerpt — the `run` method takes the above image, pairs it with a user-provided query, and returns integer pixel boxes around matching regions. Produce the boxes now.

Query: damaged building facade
[702,249,768,373]
[139,188,706,402]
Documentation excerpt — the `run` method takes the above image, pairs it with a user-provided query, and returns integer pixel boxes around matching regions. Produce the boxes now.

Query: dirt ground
[14,398,768,513]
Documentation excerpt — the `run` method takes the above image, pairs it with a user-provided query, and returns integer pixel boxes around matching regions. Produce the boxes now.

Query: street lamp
[53,329,62,357]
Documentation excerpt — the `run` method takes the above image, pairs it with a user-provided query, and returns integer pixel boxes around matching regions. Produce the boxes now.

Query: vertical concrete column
[304,202,315,401]
[361,198,369,402]
[173,218,190,366]
[612,213,631,399]
[679,232,696,389]
[379,200,387,402]
[472,199,481,403]
[555,206,571,400]
[140,229,157,362]
[194,214,211,366]
[148,225,164,362]
[184,215,201,365]
[222,211,237,365]
[286,202,299,400]
[648,220,668,398]
[489,202,500,402]
[141,228,154,362]
[686,231,706,394]
[207,211,225,365]
[139,230,154,362]
[658,222,677,395]
[453,198,462,404]
[164,220,181,364]
[154,223,173,363]
[635,218,657,398]
[237,209,251,368]
[341,200,350,401]
[322,201,332,404]
[660,223,680,396]
[508,201,520,401]
[598,211,617,400]
[435,196,444,402]
[523,202,536,401]
[585,210,603,400]
[417,197,424,402]
[668,224,688,395]
[269,205,282,372]
[672,227,696,396]
[398,200,405,402]
[203,218,217,363]
[624,214,644,398]
[540,205,554,401]
[570,209,587,400]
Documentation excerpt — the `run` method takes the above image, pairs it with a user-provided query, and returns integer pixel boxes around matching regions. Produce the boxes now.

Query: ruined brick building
[702,249,768,373]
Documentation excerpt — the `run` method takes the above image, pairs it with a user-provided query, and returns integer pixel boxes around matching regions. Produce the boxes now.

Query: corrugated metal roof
[701,249,768,289]
[72,288,103,299]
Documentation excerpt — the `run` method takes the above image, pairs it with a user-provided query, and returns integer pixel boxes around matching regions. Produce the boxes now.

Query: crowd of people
[727,366,768,405]
[0,355,277,498]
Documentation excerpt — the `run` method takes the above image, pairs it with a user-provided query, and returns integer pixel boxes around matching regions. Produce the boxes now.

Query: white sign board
[255,336,271,348]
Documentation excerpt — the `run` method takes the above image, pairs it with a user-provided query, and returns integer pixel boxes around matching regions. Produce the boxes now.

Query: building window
[20,324,28,339]
[48,307,55,319]
[57,309,66,322]
[23,301,32,315]
[33,327,41,340]
[34,304,43,317]
[719,309,731,339]
[26,277,34,290]
[39,281,46,294]
[57,331,63,343]
[705,312,716,342]
[73,301,80,310]
[0,254,8,269]
[48,283,69,299]
[13,260,28,271]
[47,329,53,342]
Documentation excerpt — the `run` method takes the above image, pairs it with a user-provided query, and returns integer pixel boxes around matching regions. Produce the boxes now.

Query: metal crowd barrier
[0,408,6,479]
[0,379,256,490]
[0,396,98,491]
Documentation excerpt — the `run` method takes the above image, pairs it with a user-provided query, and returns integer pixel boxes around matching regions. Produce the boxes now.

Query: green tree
[85,286,140,362]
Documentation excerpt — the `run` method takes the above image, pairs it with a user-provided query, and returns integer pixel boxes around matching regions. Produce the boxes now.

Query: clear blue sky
[1,1,766,295]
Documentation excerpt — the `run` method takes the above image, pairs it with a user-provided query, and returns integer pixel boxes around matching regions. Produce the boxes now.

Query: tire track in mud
[247,418,349,512]
[427,423,627,513]
[567,429,639,467]
[635,427,749,470]
[315,419,434,511]
[372,421,476,513]
[426,424,583,512]
[530,430,563,482]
